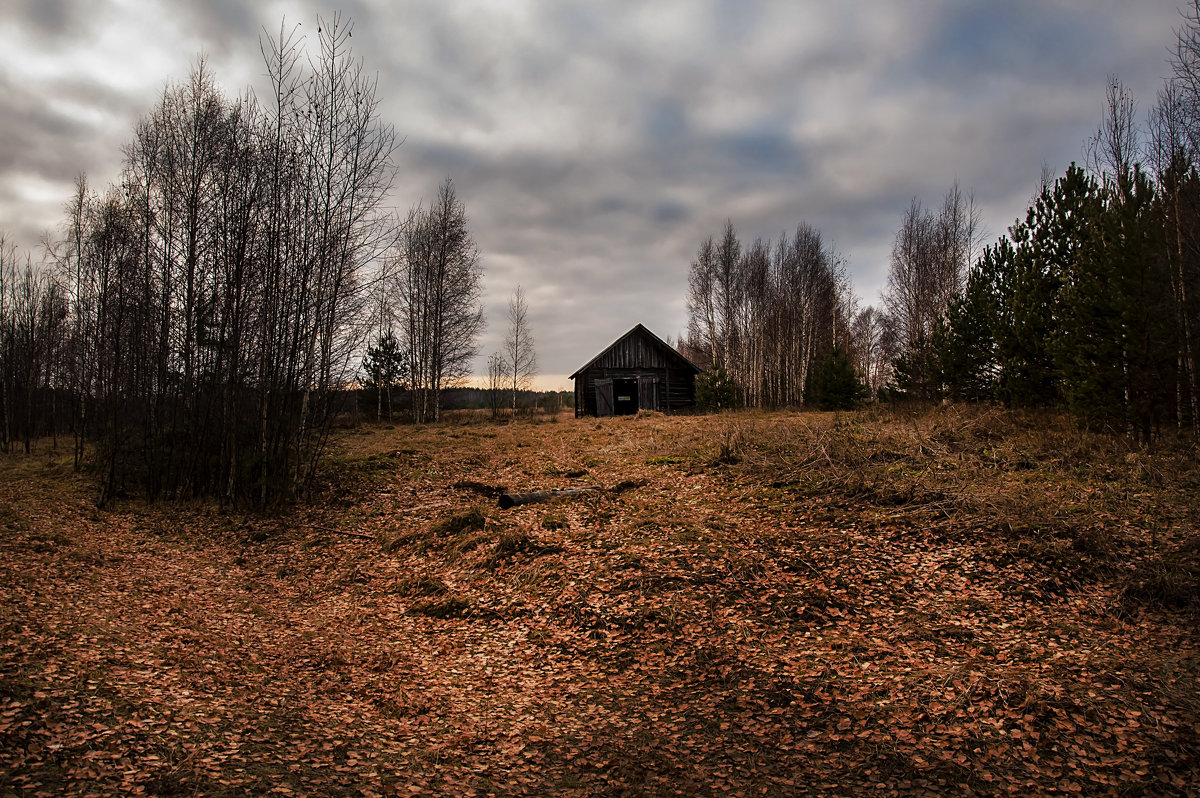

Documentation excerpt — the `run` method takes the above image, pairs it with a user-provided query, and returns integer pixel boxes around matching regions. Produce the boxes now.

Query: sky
[0,0,1187,389]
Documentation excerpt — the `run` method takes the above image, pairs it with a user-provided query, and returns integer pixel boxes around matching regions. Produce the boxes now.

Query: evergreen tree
[1057,166,1175,439]
[361,330,408,422]
[696,364,737,411]
[933,262,997,402]
[806,347,867,410]
[994,165,1100,407]
[888,349,939,401]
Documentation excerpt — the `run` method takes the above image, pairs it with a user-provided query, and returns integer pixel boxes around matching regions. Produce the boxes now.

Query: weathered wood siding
[571,325,699,417]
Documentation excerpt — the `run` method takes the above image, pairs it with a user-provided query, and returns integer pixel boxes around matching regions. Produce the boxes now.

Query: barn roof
[569,324,700,380]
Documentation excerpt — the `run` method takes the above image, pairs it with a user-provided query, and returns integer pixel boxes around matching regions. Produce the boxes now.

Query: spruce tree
[361,330,408,422]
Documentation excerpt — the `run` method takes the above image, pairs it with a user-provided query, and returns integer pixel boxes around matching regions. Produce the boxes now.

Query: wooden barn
[570,324,700,417]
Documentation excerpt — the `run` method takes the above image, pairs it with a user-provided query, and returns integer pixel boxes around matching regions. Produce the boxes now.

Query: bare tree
[851,306,890,397]
[686,235,718,368]
[714,221,743,373]
[1087,76,1141,185]
[883,184,980,396]
[684,220,852,408]
[399,178,484,422]
[0,235,16,453]
[504,284,537,415]
[487,351,510,419]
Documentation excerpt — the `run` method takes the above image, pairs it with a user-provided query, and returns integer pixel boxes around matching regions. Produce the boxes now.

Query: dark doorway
[613,378,638,415]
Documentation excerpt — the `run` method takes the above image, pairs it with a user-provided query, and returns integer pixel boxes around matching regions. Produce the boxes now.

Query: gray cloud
[7,0,97,45]
[0,0,1185,384]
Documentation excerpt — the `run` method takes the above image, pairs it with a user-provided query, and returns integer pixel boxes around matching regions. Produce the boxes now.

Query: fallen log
[498,486,601,509]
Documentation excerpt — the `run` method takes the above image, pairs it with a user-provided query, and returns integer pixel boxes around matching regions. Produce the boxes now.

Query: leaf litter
[1,407,1197,796]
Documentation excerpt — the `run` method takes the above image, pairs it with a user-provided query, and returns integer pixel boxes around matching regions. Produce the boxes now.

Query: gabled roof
[569,323,700,380]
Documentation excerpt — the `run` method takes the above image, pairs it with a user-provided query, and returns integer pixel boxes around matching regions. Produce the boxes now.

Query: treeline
[0,17,486,503]
[355,385,570,417]
[683,221,857,408]
[906,62,1200,440]
[686,8,1200,440]
[680,184,977,411]
[680,188,977,411]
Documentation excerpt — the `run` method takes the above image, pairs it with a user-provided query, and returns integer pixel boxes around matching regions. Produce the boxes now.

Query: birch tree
[399,178,484,422]
[504,284,537,414]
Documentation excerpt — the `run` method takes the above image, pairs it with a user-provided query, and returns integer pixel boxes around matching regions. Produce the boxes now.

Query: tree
[714,221,743,379]
[695,365,736,412]
[883,185,981,399]
[504,285,537,415]
[805,346,866,410]
[399,178,484,423]
[486,351,510,419]
[361,330,407,422]
[851,305,891,398]
[686,236,718,369]
[933,264,997,402]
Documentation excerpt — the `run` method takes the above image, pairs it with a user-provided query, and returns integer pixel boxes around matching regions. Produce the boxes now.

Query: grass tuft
[409,594,473,618]
[431,507,488,537]
[1120,539,1200,612]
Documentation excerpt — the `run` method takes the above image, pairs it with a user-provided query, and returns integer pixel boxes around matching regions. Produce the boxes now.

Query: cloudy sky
[0,0,1186,387]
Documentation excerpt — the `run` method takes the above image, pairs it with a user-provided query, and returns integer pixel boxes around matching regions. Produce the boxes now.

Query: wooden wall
[572,326,698,417]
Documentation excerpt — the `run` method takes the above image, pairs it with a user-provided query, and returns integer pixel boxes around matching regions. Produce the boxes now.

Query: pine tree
[1057,166,1175,439]
[933,262,997,402]
[696,365,737,412]
[806,347,867,410]
[995,165,1100,407]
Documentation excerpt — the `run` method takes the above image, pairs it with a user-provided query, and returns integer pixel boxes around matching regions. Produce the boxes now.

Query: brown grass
[1,407,1197,796]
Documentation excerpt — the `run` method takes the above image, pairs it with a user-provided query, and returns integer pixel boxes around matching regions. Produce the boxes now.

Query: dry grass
[1,407,1197,796]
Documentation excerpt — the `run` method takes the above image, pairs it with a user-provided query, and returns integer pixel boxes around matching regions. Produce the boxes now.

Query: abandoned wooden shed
[570,324,700,417]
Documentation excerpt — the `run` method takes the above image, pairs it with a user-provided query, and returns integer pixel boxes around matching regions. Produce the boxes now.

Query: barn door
[594,378,614,417]
[638,376,659,412]
[613,378,638,415]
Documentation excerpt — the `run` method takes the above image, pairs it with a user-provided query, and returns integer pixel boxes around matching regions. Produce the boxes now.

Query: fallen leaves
[1,409,1198,795]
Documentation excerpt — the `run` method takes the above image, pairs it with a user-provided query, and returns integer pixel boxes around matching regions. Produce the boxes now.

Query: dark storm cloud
[176,0,261,45]
[0,0,1186,383]
[0,67,142,247]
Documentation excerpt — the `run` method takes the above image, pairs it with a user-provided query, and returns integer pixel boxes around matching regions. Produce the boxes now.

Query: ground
[1,406,1198,796]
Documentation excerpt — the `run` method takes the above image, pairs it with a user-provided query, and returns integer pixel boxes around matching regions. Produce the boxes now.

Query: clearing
[1,406,1198,796]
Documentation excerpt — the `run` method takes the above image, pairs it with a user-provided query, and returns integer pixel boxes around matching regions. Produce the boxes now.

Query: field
[1,406,1198,796]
